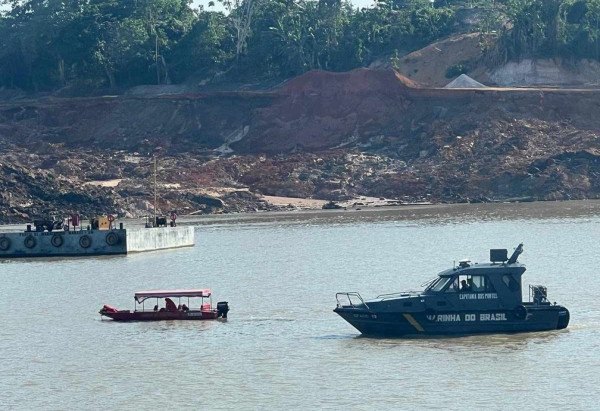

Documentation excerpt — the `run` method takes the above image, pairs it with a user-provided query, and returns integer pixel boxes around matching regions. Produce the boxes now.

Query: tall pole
[153,156,157,227]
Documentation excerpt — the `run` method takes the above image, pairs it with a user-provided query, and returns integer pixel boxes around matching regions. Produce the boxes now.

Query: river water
[1,201,599,410]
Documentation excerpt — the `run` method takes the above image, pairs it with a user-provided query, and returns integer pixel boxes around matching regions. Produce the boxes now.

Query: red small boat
[99,289,229,321]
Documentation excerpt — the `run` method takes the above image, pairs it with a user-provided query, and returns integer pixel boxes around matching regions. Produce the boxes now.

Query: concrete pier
[126,226,194,253]
[0,226,194,258]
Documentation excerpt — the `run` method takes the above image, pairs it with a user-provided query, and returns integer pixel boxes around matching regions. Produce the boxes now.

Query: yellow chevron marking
[403,313,424,332]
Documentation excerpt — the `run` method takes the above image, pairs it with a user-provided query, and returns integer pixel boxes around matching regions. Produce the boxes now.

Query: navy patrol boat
[334,244,570,337]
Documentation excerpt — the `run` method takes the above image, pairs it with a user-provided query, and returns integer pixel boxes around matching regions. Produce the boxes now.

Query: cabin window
[469,275,495,292]
[430,277,451,292]
[503,275,519,291]
[446,277,460,292]
[430,277,452,292]
[448,274,495,292]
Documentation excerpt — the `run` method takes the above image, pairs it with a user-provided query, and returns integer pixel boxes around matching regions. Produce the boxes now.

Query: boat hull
[100,310,219,322]
[334,305,569,337]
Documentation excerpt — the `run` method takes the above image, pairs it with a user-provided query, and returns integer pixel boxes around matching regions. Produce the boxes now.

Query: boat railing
[336,292,370,310]
[376,291,417,300]
[528,284,550,305]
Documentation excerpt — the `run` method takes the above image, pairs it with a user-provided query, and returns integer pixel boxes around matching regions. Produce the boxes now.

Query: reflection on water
[0,201,599,409]
[348,329,566,350]
[238,317,296,322]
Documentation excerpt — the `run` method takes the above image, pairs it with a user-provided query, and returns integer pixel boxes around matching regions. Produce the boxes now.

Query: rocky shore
[1,69,599,224]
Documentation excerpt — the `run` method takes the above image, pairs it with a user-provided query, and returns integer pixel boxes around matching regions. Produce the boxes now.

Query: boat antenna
[507,243,524,264]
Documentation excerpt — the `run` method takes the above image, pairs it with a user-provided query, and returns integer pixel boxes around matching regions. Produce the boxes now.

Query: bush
[445,62,469,78]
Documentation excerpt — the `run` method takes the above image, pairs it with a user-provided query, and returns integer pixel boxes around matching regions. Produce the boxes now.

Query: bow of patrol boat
[334,292,427,336]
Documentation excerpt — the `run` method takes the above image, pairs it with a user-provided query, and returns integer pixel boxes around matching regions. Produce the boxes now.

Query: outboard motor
[216,301,229,319]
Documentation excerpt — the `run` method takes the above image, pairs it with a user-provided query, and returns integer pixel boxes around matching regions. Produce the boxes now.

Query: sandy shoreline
[181,198,600,226]
[260,195,329,208]
[2,199,599,232]
[260,195,420,209]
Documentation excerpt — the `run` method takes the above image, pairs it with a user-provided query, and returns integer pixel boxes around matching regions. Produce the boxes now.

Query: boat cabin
[134,289,214,313]
[421,244,526,310]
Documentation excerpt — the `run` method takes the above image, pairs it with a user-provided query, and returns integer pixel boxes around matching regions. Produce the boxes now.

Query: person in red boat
[165,298,178,313]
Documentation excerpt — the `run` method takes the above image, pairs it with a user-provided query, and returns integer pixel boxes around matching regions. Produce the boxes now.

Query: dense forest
[1,0,600,92]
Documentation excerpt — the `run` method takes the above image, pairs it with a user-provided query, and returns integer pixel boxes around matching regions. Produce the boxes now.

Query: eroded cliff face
[489,59,600,88]
[0,93,275,151]
[1,68,599,223]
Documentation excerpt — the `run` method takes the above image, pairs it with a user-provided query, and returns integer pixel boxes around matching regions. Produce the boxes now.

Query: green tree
[135,0,195,84]
[169,11,232,81]
[218,0,257,68]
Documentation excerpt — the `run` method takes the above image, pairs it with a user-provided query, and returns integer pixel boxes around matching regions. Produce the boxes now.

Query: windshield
[426,277,451,292]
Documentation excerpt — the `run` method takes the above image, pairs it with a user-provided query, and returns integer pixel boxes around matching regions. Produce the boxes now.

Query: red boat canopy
[134,289,212,303]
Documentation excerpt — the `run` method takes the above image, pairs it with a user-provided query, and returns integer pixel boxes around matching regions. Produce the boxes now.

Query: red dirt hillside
[277,68,420,96]
[235,69,419,152]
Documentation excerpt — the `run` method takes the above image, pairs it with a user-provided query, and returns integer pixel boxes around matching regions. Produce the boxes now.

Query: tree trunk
[155,33,160,85]
[58,57,65,86]
[160,55,171,85]
[104,66,116,89]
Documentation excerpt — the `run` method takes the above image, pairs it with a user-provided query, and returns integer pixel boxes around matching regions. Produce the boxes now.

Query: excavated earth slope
[0,68,599,222]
